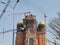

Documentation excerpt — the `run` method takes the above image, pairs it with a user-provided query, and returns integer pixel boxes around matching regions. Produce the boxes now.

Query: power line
[0,29,17,34]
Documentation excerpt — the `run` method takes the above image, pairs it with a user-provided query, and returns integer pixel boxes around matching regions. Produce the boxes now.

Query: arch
[29,38,34,45]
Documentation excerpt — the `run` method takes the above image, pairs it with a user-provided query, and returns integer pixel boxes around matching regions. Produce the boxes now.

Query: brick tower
[15,14,46,45]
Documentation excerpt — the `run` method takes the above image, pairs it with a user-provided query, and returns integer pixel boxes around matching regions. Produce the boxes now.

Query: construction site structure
[15,13,46,45]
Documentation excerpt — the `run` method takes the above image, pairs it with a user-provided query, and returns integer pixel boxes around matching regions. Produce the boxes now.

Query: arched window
[29,38,34,45]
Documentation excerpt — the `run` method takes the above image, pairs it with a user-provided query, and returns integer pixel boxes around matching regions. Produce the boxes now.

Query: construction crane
[9,11,31,17]
[40,9,60,39]
[0,0,11,19]
[12,0,20,45]
[40,9,47,32]
[40,9,47,25]
[11,11,30,45]
[16,11,31,16]
[0,11,31,34]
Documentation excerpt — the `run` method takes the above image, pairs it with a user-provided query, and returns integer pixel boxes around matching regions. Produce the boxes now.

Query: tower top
[17,21,23,24]
[39,21,45,25]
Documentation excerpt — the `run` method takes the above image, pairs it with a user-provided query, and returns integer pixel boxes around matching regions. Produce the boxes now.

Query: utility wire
[0,29,16,34]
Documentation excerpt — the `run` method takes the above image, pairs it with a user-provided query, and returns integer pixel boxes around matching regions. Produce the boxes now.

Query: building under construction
[16,13,46,45]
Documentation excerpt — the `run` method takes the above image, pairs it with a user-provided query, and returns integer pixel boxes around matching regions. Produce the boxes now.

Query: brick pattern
[16,32,26,45]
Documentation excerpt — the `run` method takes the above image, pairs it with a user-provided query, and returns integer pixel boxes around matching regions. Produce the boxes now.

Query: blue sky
[0,0,60,45]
